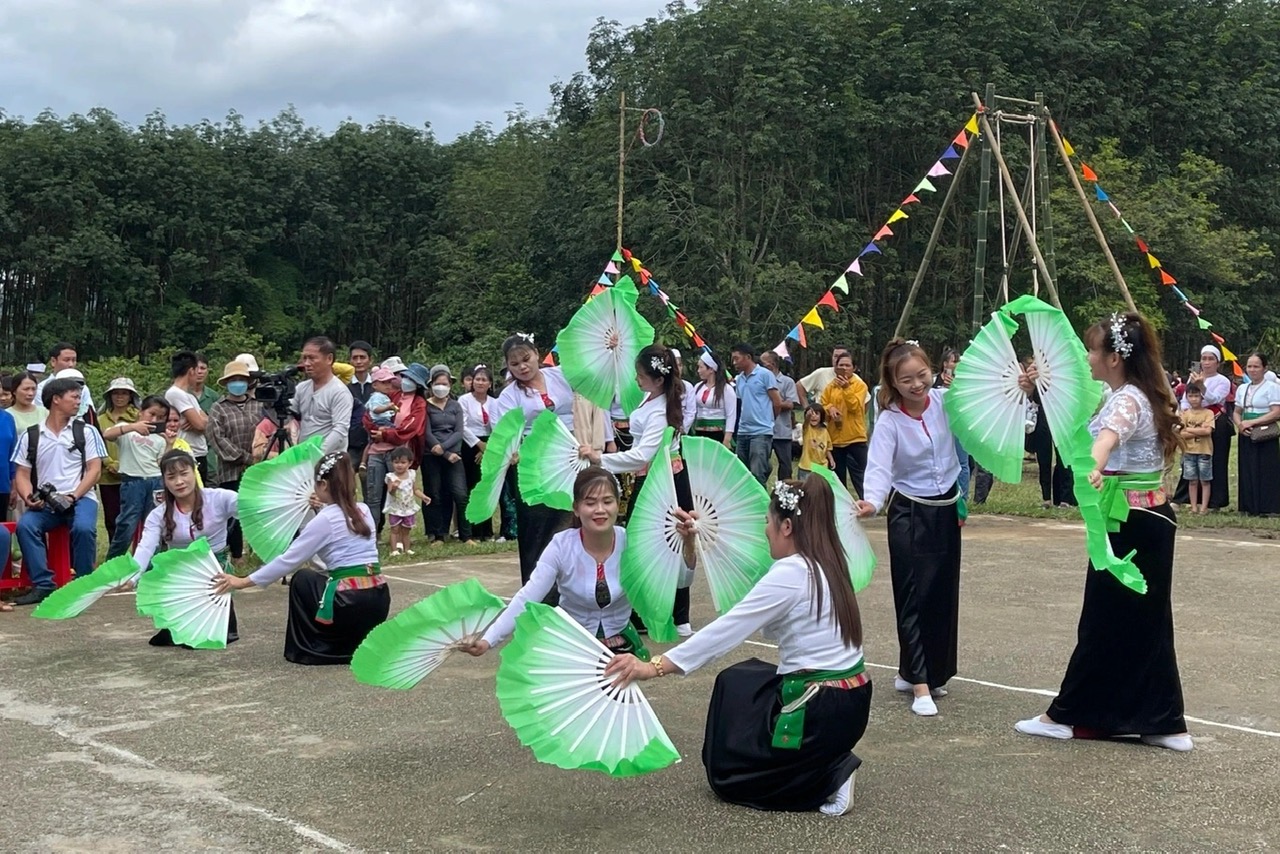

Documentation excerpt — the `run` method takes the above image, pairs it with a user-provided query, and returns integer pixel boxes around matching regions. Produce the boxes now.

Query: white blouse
[459,392,498,447]
[133,488,239,569]
[680,379,697,434]
[249,503,380,586]
[482,527,632,645]
[489,366,577,436]
[863,388,960,513]
[1239,379,1280,416]
[664,554,863,675]
[1180,373,1230,409]
[1091,383,1163,473]
[692,380,738,433]
[600,395,680,474]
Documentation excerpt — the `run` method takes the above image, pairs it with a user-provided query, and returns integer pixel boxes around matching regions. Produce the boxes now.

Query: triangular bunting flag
[597,274,612,285]
[913,178,937,194]
[831,274,849,294]
[1095,185,1110,202]
[1197,317,1213,330]
[542,351,556,366]
[901,194,921,206]
[1160,270,1177,285]
[859,242,882,257]
[801,308,825,330]
[1221,344,1238,362]
[940,145,960,161]
[786,325,801,342]
[873,225,893,241]
[817,291,839,310]
[1210,332,1225,344]
[1062,137,1076,157]
[674,311,688,326]
[1136,237,1149,253]
[846,260,863,276]
[657,290,671,305]
[1171,286,1188,302]
[604,261,619,274]
[927,161,951,178]
[1233,362,1243,377]
[611,250,624,262]
[953,130,970,149]
[1147,253,1161,268]
[692,333,705,348]
[1186,303,1200,316]
[589,284,606,297]
[965,114,979,134]
[887,209,909,224]
[772,341,790,360]
[1081,164,1098,182]
[798,325,807,348]
[1120,218,1135,234]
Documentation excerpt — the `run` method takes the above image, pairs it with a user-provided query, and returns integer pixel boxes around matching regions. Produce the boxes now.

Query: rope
[996,117,1009,304]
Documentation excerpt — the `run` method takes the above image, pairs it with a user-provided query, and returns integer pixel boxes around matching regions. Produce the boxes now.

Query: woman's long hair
[158,449,203,545]
[636,344,684,432]
[316,453,372,537]
[1084,312,1181,462]
[770,476,862,648]
[876,338,931,412]
[700,353,728,407]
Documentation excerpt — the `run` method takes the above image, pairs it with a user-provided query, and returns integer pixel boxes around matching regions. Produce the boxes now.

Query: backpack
[26,420,87,487]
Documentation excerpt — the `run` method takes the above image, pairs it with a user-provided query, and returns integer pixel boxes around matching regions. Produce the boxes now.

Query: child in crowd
[360,367,399,472]
[798,403,835,479]
[1179,380,1214,514]
[384,445,430,555]
[104,395,178,558]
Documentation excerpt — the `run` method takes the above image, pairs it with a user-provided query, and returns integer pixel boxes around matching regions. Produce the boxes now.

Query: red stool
[0,520,75,591]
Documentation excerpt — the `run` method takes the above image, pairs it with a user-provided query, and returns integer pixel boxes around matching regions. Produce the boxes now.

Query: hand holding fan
[238,435,324,562]
[135,538,231,649]
[351,578,506,689]
[518,409,588,511]
[465,409,524,526]
[806,465,877,592]
[556,285,654,415]
[944,309,1027,484]
[32,554,142,620]
[496,602,680,778]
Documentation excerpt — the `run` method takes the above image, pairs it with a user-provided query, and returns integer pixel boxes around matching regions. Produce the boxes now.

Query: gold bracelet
[652,655,666,677]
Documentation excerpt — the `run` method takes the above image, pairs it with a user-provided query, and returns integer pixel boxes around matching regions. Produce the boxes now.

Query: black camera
[251,366,303,406]
[34,483,74,513]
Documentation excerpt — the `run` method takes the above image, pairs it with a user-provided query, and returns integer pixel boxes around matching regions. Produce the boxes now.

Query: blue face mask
[226,380,249,396]
[401,378,418,394]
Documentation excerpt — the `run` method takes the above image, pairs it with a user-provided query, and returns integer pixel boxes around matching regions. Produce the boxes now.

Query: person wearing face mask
[363,363,428,535]
[207,361,260,561]
[423,364,472,545]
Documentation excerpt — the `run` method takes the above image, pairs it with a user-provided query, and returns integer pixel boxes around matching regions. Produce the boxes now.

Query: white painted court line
[385,573,1280,741]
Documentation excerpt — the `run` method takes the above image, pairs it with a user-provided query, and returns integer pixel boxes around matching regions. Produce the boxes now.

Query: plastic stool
[0,521,19,592]
[46,525,74,587]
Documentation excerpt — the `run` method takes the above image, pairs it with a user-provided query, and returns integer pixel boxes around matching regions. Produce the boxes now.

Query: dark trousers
[424,455,470,541]
[772,438,794,481]
[831,442,868,499]
[99,483,121,541]
[219,479,243,558]
[461,441,493,539]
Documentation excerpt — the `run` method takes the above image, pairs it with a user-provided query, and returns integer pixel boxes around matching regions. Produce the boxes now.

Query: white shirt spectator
[165,385,208,457]
[11,419,108,502]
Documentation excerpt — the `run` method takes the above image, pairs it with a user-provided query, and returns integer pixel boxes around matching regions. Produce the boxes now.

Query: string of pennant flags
[1054,123,1244,377]
[771,114,982,359]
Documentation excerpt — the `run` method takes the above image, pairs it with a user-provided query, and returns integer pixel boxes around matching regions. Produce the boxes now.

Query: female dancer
[606,475,868,817]
[580,344,694,636]
[490,333,612,586]
[1173,345,1232,509]
[459,364,502,540]
[466,466,646,658]
[691,351,736,447]
[856,339,961,717]
[214,453,389,665]
[1235,353,1280,516]
[133,449,240,646]
[1014,312,1191,751]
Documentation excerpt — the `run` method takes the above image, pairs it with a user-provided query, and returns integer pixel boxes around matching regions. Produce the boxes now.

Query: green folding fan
[465,409,525,526]
[238,435,324,562]
[518,409,588,511]
[32,554,142,620]
[944,308,1028,484]
[556,285,653,415]
[806,465,877,593]
[134,538,231,650]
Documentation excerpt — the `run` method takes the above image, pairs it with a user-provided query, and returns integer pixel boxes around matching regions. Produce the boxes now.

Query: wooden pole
[1045,112,1137,313]
[993,158,1037,304]
[616,90,626,252]
[970,83,995,332]
[971,92,1063,310]
[1034,92,1058,284]
[894,139,975,338]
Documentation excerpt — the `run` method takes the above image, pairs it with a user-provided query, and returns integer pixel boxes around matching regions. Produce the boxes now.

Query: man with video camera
[294,336,353,455]
[10,377,108,605]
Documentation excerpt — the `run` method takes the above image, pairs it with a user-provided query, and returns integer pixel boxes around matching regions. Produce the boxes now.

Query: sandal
[0,601,14,612]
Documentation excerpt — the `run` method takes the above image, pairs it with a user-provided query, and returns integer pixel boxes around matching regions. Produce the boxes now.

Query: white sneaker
[911,694,938,716]
[495,536,507,543]
[895,675,947,698]
[819,770,856,816]
[1015,717,1073,740]
[1140,733,1193,752]
[675,623,694,637]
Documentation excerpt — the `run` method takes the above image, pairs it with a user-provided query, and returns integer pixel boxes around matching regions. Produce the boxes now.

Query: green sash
[772,660,866,750]
[316,563,381,624]
[1097,471,1164,533]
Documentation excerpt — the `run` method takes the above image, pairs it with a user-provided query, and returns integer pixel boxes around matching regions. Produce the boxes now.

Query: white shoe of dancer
[894,675,947,697]
[675,623,694,637]
[911,694,938,716]
[1140,733,1193,752]
[819,770,856,816]
[1015,717,1073,739]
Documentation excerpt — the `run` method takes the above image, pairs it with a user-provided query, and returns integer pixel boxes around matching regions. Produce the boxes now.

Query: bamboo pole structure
[616,90,626,252]
[894,139,976,338]
[971,92,1063,310]
[1045,112,1137,312]
[1034,92,1058,284]
[970,83,996,331]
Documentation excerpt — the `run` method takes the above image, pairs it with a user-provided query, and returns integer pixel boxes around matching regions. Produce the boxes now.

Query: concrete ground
[1,515,1278,853]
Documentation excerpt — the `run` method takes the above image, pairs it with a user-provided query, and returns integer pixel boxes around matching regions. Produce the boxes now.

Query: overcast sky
[0,0,661,139]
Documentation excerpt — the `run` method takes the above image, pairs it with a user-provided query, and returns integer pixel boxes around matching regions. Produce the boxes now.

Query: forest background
[1,0,1277,391]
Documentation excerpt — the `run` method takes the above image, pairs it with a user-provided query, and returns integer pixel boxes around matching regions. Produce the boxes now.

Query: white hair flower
[650,355,672,375]
[772,480,804,515]
[1109,313,1133,359]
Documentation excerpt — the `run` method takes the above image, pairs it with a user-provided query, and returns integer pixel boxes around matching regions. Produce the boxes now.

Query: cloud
[0,0,658,138]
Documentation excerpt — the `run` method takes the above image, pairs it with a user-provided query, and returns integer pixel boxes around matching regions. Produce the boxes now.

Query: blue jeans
[108,475,161,559]
[736,434,773,485]
[17,499,99,589]
[364,451,390,532]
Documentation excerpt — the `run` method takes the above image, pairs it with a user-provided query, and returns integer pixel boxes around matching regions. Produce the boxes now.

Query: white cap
[25,362,45,373]
[234,353,261,373]
[1200,344,1222,362]
[380,356,408,374]
[54,368,85,383]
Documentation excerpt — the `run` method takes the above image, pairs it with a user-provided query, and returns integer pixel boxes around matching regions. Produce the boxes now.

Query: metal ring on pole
[638,109,664,147]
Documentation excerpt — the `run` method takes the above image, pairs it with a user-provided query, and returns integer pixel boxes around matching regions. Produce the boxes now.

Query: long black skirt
[1046,503,1186,734]
[1173,412,1232,508]
[1237,435,1280,516]
[702,659,872,812]
[886,490,961,689]
[150,601,240,648]
[284,568,391,666]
